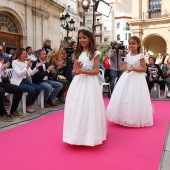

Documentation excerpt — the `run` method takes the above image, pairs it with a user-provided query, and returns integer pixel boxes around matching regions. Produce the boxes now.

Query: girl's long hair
[74,29,97,60]
[129,36,141,54]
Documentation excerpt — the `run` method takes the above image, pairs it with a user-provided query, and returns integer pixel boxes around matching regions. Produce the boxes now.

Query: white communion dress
[63,51,107,146]
[106,53,153,127]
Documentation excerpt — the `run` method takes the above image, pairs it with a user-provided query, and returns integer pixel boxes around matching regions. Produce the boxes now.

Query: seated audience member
[162,54,170,64]
[0,46,8,63]
[31,49,63,108]
[8,50,16,68]
[11,48,42,113]
[145,52,150,64]
[0,59,23,122]
[146,56,165,98]
[103,51,110,82]
[162,56,170,97]
[42,38,53,55]
[55,42,67,62]
[8,49,15,58]
[46,52,69,102]
[155,53,163,66]
[55,42,69,79]
[26,46,37,62]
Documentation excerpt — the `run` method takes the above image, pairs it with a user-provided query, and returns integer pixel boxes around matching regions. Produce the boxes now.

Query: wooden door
[0,32,20,53]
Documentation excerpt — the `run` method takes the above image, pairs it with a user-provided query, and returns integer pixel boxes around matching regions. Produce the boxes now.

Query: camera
[111,41,125,51]
[65,47,75,58]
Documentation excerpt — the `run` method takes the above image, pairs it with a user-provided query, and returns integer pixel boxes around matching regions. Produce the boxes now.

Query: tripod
[65,53,73,83]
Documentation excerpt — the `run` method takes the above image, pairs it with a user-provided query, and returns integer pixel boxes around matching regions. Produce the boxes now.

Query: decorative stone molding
[20,35,27,40]
[32,7,50,19]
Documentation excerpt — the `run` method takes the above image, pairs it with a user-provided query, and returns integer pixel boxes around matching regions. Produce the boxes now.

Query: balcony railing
[94,31,102,35]
[142,8,170,19]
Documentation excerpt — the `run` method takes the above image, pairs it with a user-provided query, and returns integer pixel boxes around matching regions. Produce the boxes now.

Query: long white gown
[63,51,107,146]
[106,53,153,127]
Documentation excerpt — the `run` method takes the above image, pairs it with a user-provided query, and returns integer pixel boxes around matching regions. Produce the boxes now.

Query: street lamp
[60,13,75,82]
[81,0,91,9]
[60,13,75,39]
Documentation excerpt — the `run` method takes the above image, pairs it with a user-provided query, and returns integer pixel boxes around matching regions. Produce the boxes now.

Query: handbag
[58,75,66,80]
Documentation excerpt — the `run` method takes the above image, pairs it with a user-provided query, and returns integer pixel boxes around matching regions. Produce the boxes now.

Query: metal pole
[92,2,95,33]
[65,22,69,40]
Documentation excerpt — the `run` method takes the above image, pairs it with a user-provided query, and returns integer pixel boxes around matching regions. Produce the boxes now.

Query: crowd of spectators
[0,38,76,122]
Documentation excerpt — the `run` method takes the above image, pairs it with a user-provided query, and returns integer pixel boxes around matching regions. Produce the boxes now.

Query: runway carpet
[0,99,170,170]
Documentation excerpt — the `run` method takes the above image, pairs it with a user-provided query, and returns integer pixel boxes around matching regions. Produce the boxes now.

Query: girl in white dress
[107,36,153,127]
[63,26,107,146]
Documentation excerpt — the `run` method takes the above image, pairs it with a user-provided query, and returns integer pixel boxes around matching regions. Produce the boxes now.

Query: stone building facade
[129,0,170,56]
[0,0,64,53]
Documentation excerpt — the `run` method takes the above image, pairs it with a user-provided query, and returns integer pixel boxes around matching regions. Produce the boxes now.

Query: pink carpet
[0,99,170,170]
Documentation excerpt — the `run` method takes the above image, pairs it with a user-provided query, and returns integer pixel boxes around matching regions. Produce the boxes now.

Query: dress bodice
[125,53,144,69]
[78,51,101,70]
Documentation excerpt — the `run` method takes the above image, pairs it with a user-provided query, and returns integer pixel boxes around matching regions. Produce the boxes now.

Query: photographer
[64,41,76,83]
[108,41,126,92]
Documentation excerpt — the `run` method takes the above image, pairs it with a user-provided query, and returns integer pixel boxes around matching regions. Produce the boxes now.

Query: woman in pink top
[103,51,110,82]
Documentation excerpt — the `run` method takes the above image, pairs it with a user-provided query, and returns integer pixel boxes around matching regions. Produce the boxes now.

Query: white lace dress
[106,53,153,127]
[63,51,107,146]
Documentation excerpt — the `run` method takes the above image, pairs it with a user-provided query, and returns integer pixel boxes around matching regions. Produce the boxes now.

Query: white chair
[4,69,14,110]
[38,89,44,108]
[99,69,111,98]
[164,84,169,97]
[5,92,13,111]
[154,83,167,98]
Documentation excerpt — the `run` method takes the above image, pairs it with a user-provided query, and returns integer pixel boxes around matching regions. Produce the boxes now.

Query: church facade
[0,0,64,53]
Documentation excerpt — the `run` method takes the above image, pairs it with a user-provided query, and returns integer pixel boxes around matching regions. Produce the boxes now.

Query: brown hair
[16,48,26,60]
[149,56,156,63]
[128,36,141,54]
[74,29,97,60]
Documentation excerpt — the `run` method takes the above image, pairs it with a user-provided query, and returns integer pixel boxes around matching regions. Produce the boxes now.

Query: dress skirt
[63,74,107,146]
[107,71,153,127]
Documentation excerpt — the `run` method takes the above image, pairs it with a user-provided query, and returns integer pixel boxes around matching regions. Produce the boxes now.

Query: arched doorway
[0,12,20,53]
[142,35,167,56]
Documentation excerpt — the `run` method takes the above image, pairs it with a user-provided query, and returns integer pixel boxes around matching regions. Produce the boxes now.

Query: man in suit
[0,59,23,122]
[31,49,63,108]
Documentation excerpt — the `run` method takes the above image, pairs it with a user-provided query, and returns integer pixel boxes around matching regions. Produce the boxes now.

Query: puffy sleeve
[139,53,145,60]
[95,51,101,58]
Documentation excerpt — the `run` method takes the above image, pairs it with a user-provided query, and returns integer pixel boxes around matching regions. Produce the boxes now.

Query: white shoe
[167,91,170,97]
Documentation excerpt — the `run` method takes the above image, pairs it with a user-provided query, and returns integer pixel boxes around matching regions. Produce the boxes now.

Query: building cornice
[129,17,170,26]
[7,0,64,14]
[115,16,132,19]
